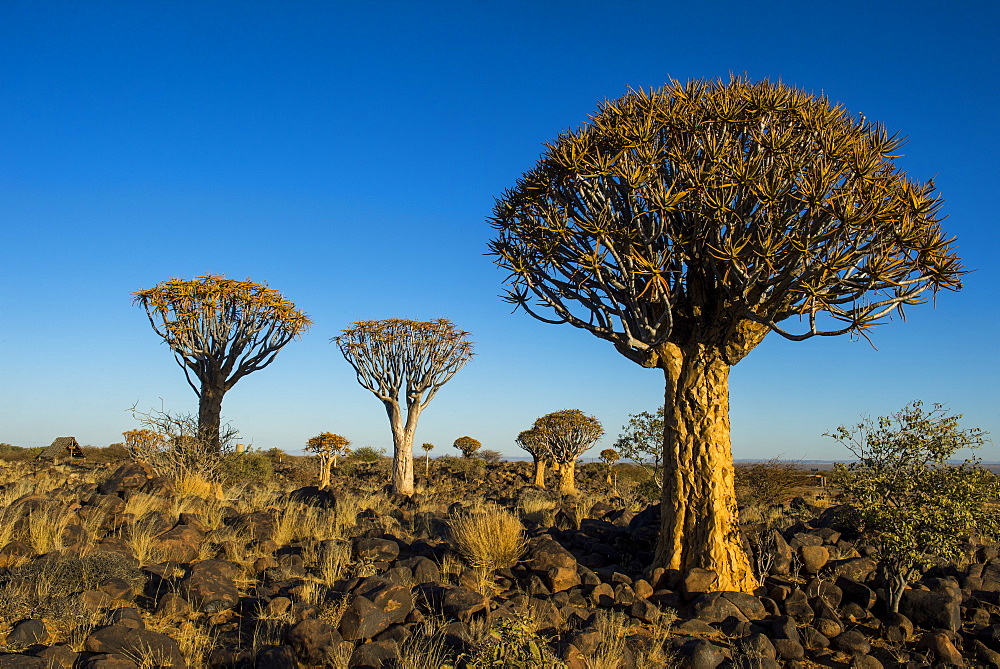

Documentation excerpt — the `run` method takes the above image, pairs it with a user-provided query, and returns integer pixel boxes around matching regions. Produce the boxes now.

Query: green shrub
[477,449,503,463]
[351,446,385,463]
[828,401,1000,613]
[220,451,274,485]
[80,443,130,463]
[0,444,42,462]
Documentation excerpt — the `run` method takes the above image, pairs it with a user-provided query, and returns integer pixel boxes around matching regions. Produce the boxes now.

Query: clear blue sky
[2,1,997,461]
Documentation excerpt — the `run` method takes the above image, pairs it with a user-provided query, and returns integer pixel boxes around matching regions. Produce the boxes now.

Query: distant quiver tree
[135,275,311,452]
[516,427,551,487]
[305,432,351,488]
[421,442,434,478]
[532,409,604,494]
[335,318,473,496]
[453,436,482,458]
[489,77,965,591]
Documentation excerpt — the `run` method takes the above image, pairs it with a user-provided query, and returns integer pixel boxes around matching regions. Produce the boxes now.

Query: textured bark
[319,457,332,488]
[558,460,577,494]
[532,457,546,487]
[653,342,756,593]
[385,401,420,496]
[197,381,225,452]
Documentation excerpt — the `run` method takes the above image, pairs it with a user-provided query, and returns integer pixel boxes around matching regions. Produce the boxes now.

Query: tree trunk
[424,452,430,478]
[385,401,419,496]
[882,561,908,614]
[532,457,546,487]
[319,456,332,488]
[558,460,576,494]
[198,381,226,452]
[653,342,756,593]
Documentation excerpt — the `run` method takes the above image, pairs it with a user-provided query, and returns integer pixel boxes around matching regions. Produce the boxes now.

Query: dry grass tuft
[449,504,526,572]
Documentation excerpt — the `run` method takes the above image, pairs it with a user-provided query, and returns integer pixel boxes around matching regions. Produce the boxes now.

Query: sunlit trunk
[653,343,755,593]
[198,381,226,452]
[558,460,577,494]
[532,457,546,487]
[319,456,332,488]
[386,401,419,496]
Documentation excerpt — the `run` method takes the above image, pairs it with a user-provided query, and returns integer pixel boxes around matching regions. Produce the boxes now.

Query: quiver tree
[335,318,473,496]
[421,442,434,477]
[135,275,311,451]
[453,436,482,458]
[515,427,551,487]
[305,432,351,488]
[489,77,965,592]
[532,409,604,494]
[600,448,620,488]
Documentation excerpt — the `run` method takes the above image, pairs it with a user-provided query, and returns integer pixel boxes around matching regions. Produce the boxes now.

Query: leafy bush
[0,444,43,462]
[351,446,385,463]
[828,401,1000,612]
[220,450,274,485]
[734,458,804,509]
[614,406,663,485]
[477,449,503,463]
[80,443,130,463]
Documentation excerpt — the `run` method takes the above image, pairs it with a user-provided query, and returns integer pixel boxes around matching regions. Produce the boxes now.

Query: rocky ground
[0,456,996,668]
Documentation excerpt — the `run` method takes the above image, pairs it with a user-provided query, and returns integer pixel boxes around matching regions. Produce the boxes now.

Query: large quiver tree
[135,275,311,451]
[489,77,965,592]
[335,318,473,496]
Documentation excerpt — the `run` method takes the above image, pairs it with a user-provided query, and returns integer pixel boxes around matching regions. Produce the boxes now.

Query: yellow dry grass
[449,504,526,572]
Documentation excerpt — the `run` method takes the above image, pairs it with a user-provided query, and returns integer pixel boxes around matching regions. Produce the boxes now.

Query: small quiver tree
[600,448,620,489]
[828,401,1000,613]
[453,436,482,458]
[335,318,473,496]
[134,275,311,452]
[490,77,965,592]
[533,410,604,494]
[516,427,551,488]
[305,432,351,488]
[421,443,434,478]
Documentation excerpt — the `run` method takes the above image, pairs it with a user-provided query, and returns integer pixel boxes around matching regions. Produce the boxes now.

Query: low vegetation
[0,400,996,667]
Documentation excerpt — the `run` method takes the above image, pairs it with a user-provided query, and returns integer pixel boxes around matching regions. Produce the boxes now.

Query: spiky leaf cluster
[453,436,482,458]
[334,318,474,408]
[305,432,351,457]
[515,427,549,460]
[134,275,311,394]
[489,77,964,367]
[531,409,604,465]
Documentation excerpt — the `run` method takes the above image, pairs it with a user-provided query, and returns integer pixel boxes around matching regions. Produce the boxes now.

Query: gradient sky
[2,1,997,461]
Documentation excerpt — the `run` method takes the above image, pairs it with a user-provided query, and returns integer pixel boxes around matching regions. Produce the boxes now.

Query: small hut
[37,436,84,461]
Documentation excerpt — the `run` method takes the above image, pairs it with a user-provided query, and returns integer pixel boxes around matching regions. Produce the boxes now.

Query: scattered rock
[6,620,47,646]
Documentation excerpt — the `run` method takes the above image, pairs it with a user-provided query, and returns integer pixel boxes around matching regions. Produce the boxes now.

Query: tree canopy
[134,275,310,450]
[489,76,963,367]
[453,436,482,458]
